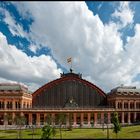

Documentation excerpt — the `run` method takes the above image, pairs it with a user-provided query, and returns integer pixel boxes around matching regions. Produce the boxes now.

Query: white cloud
[29,44,37,53]
[0,32,62,91]
[2,1,140,93]
[1,7,27,38]
[97,2,103,11]
[111,2,134,28]
[0,77,29,90]
[0,77,17,83]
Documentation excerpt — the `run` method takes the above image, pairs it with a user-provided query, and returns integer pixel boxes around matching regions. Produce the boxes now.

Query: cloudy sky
[0,1,140,93]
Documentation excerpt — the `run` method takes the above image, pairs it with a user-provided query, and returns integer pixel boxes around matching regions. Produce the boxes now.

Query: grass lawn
[0,125,139,139]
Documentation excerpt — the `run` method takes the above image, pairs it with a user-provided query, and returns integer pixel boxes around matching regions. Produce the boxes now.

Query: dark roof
[33,72,106,98]
[60,71,82,79]
[0,83,28,92]
[32,72,107,108]
[108,86,140,95]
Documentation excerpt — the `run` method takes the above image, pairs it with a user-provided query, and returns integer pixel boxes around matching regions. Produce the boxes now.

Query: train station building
[0,70,140,128]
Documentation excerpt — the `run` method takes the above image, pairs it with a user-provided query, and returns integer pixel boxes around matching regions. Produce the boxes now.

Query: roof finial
[70,68,73,73]
[121,84,124,87]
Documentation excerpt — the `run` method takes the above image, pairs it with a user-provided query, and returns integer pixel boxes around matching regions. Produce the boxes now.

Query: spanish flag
[67,57,72,63]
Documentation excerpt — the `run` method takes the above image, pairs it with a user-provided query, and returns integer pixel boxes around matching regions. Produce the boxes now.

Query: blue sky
[0,1,140,92]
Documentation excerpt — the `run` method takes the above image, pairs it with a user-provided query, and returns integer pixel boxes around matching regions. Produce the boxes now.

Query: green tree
[44,114,53,126]
[67,113,73,131]
[41,124,56,139]
[112,112,121,139]
[56,113,66,139]
[4,113,12,130]
[14,115,26,139]
[44,114,56,139]
[31,118,36,139]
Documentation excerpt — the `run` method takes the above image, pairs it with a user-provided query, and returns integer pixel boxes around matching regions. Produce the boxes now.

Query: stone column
[44,113,47,125]
[128,112,131,124]
[121,112,124,124]
[4,112,8,125]
[20,112,24,116]
[12,100,15,110]
[66,113,70,127]
[94,113,97,126]
[87,113,91,127]
[101,112,104,124]
[128,101,130,110]
[29,113,32,125]
[20,99,24,109]
[51,113,55,126]
[12,112,15,125]
[80,113,84,126]
[4,100,7,110]
[27,102,29,108]
[134,112,137,122]
[122,100,124,110]
[73,113,77,127]
[134,100,136,123]
[115,100,118,109]
[107,112,111,124]
[36,113,40,127]
[134,100,136,109]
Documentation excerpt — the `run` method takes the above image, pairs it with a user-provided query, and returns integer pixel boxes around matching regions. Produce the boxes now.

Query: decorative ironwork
[63,96,78,109]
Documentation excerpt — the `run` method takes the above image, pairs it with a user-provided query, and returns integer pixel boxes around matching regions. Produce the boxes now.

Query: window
[124,102,128,108]
[118,102,122,109]
[129,92,133,95]
[124,92,128,95]
[130,102,134,109]
[136,102,140,109]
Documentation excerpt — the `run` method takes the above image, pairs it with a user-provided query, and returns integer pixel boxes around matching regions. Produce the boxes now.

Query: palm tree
[41,124,56,139]
[42,114,56,139]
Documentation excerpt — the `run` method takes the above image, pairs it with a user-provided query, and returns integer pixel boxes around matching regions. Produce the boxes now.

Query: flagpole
[67,57,73,73]
[71,59,72,70]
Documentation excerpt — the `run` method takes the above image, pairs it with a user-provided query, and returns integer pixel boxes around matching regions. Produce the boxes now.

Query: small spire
[70,68,73,73]
[121,84,124,87]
